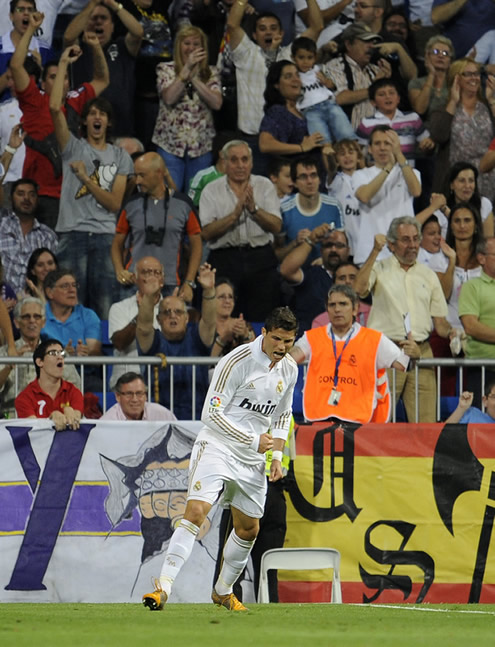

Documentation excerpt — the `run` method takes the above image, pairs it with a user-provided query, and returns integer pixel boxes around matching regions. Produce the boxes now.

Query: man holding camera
[112,152,202,304]
[323,22,392,129]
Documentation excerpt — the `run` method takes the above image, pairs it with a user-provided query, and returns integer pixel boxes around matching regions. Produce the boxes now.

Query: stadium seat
[258,547,342,604]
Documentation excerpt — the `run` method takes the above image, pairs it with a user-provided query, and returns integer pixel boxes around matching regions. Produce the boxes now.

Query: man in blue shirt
[42,268,102,357]
[445,382,495,423]
[136,263,216,420]
[277,156,343,264]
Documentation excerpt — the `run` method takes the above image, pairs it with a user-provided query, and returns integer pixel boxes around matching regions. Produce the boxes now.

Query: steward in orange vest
[290,285,408,424]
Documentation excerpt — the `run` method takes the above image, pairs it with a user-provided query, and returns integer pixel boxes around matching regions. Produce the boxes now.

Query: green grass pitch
[2,603,495,647]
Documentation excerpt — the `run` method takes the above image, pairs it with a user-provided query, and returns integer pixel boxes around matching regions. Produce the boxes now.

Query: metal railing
[0,355,492,422]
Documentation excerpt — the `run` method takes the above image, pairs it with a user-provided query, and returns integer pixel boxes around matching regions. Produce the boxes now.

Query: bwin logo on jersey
[239,398,277,416]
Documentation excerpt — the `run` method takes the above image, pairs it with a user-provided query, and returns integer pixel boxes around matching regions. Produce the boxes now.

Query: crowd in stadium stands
[1,0,495,424]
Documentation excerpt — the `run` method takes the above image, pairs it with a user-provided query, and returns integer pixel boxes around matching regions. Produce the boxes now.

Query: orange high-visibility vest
[303,325,390,423]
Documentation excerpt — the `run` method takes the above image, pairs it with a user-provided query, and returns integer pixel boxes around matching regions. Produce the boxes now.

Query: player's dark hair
[33,338,63,378]
[264,307,298,333]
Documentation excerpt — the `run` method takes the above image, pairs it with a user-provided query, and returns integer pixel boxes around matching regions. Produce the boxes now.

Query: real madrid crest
[276,380,283,394]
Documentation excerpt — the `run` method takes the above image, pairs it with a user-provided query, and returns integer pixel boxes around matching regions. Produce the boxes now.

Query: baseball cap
[340,22,382,42]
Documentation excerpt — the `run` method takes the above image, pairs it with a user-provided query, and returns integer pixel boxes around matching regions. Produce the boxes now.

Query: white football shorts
[187,439,267,518]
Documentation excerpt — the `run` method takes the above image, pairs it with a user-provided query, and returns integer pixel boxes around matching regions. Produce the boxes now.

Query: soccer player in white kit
[143,306,299,611]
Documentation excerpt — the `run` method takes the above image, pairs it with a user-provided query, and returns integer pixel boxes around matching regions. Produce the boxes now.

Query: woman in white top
[429,203,483,394]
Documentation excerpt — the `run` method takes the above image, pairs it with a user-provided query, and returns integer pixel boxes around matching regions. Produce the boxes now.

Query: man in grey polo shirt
[112,152,202,304]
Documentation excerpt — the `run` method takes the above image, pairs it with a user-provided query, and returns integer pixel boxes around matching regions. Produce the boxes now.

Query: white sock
[214,530,255,596]
[159,519,199,596]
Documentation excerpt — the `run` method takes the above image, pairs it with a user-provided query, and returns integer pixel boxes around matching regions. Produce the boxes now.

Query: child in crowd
[325,139,365,256]
[356,78,435,165]
[268,156,294,201]
[292,37,356,144]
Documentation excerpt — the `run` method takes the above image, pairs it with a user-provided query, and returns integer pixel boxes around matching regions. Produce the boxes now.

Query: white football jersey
[197,336,298,465]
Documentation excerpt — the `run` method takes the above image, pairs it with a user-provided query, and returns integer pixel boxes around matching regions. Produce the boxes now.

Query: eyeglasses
[119,390,147,398]
[386,21,407,30]
[55,281,79,291]
[159,308,186,317]
[322,241,348,249]
[430,48,451,57]
[45,349,65,358]
[296,172,319,181]
[356,2,378,8]
[461,71,481,78]
[139,268,163,277]
[217,294,234,300]
[19,313,43,321]
[14,6,36,13]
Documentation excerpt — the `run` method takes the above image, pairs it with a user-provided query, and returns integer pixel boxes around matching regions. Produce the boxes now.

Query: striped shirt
[356,109,430,164]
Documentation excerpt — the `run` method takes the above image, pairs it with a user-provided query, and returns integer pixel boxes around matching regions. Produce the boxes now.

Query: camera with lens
[144,225,165,246]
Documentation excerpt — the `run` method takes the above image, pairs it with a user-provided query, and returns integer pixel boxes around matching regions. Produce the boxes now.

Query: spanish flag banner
[280,422,495,604]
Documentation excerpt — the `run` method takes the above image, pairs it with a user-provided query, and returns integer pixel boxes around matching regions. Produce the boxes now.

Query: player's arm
[269,369,297,480]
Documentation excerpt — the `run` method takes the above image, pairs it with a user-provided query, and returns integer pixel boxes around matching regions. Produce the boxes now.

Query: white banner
[0,420,225,603]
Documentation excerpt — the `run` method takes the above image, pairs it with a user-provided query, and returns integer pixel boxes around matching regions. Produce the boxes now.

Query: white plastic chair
[258,547,342,604]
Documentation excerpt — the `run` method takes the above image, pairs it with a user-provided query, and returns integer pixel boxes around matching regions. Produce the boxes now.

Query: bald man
[111,152,202,302]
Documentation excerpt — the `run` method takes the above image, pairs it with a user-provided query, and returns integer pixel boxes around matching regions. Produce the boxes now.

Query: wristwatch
[249,204,259,215]
[184,279,196,290]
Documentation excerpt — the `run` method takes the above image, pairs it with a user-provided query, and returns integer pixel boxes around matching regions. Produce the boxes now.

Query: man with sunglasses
[136,262,217,420]
[0,296,80,417]
[14,337,84,429]
[280,225,350,333]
